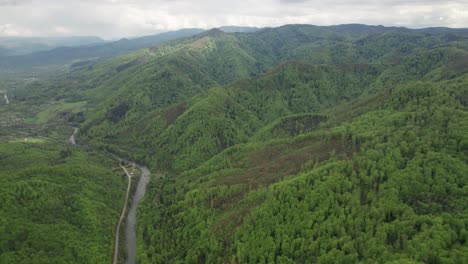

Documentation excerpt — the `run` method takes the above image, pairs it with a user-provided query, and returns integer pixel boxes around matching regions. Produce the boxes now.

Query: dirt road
[112,164,132,264]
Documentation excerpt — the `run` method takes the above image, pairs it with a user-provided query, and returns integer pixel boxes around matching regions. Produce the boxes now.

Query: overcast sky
[1,0,467,39]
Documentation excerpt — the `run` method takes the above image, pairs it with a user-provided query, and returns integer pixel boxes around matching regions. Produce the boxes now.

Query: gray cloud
[0,0,30,6]
[0,0,467,38]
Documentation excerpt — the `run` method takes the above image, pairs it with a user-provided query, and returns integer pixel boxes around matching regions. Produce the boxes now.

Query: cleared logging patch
[164,101,187,125]
[448,55,468,74]
[217,138,354,187]
[116,57,146,72]
[210,138,356,243]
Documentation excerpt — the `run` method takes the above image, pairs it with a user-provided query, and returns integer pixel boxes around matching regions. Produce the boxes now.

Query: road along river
[113,165,132,264]
[68,127,151,264]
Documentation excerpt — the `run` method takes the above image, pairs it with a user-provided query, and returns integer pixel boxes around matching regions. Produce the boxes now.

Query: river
[125,162,151,264]
[69,127,78,145]
[68,127,151,264]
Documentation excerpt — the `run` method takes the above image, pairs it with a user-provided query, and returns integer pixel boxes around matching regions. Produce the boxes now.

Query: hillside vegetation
[136,77,468,263]
[71,25,468,172]
[1,24,467,263]
[0,141,128,263]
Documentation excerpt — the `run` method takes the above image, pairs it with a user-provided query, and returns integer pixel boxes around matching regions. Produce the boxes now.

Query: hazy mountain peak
[204,28,225,37]
[218,26,261,33]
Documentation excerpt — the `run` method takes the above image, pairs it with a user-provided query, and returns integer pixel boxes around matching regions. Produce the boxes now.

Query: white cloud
[0,0,467,38]
[0,23,33,36]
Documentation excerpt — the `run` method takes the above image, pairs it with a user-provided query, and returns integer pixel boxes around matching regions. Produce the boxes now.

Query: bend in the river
[69,127,78,145]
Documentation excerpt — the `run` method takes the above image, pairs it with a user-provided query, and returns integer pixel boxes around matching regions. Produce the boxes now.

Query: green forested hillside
[136,75,468,263]
[0,141,127,263]
[145,62,385,171]
[131,26,467,263]
[62,25,465,168]
[2,24,468,263]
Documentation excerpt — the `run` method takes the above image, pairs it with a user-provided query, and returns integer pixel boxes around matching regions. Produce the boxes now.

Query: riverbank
[68,127,151,264]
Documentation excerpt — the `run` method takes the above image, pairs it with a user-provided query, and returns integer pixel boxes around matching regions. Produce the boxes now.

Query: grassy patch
[9,137,47,144]
[25,101,87,125]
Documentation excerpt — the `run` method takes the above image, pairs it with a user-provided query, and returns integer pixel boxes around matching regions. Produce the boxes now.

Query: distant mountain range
[0,26,263,75]
[0,29,205,74]
[0,36,105,56]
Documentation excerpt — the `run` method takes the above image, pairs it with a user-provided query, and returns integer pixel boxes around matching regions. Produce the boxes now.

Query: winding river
[68,127,151,264]
[125,163,151,264]
[69,127,78,145]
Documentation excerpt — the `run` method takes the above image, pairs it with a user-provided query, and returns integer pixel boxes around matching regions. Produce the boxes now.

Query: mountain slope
[0,140,128,263]
[136,68,468,264]
[141,61,384,171]
[73,25,467,172]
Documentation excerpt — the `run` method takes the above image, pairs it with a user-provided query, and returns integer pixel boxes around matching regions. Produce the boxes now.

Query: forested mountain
[68,24,468,169]
[1,24,467,263]
[136,76,468,263]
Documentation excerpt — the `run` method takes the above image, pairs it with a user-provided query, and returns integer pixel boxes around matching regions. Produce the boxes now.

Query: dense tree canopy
[0,142,127,263]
